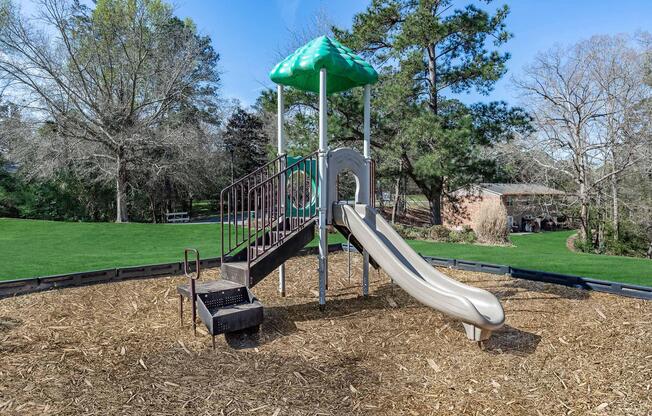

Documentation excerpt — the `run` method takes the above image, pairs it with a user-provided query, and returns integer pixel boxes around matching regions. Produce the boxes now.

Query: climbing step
[178,279,263,339]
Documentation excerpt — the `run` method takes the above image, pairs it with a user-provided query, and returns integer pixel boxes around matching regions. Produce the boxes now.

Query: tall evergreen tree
[333,0,530,224]
[223,107,268,180]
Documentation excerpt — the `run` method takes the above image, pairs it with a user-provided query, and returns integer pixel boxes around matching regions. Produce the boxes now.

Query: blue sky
[22,0,652,107]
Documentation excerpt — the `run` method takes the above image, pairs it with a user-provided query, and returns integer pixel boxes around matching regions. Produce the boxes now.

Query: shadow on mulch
[505,278,590,300]
[256,293,391,346]
[0,316,21,333]
[482,324,542,356]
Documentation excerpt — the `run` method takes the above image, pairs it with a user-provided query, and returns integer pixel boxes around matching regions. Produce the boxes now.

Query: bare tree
[0,0,220,222]
[514,36,651,243]
[589,35,649,241]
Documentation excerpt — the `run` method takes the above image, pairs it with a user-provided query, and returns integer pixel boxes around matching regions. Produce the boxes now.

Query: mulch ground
[0,252,650,415]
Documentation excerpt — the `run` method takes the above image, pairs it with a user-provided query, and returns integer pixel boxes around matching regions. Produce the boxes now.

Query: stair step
[177,279,243,301]
[191,280,263,336]
[221,218,316,288]
[204,302,263,335]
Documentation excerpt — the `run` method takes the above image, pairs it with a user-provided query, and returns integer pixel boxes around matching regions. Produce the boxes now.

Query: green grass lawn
[0,218,230,280]
[1,218,651,286]
[407,231,652,286]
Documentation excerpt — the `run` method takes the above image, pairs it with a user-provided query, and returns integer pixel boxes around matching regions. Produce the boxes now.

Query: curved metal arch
[327,147,369,224]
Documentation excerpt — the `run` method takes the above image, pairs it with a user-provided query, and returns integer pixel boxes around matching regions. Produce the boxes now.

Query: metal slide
[333,203,505,341]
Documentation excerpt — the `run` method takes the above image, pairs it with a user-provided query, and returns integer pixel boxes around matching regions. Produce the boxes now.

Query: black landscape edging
[423,256,652,301]
[1,245,650,301]
[0,244,343,299]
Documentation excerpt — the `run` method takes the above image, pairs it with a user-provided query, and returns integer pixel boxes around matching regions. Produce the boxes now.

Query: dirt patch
[0,252,650,415]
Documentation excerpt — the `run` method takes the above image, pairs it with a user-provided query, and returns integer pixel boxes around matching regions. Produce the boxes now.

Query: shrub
[393,223,478,244]
[428,225,452,241]
[473,200,509,244]
[449,225,477,244]
[394,224,426,240]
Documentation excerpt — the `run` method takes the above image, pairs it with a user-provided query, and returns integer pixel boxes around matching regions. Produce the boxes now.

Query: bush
[393,223,477,244]
[473,200,509,244]
[449,225,477,244]
[428,225,452,241]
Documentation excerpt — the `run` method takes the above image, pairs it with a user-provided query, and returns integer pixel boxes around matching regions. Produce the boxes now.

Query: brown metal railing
[220,154,287,262]
[220,151,376,266]
[246,151,319,268]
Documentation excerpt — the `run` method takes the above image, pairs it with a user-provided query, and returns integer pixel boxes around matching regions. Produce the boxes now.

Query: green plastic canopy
[269,36,378,94]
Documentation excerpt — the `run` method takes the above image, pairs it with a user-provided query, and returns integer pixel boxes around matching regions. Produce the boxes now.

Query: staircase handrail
[220,154,288,262]
[245,151,319,268]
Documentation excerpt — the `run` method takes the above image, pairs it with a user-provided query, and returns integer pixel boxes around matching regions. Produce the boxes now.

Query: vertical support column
[362,84,371,297]
[318,68,329,310]
[277,85,286,297]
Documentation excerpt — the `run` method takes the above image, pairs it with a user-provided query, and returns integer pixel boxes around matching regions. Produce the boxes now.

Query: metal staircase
[220,152,319,288]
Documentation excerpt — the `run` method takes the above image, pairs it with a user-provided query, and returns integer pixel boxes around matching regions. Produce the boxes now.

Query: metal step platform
[177,250,264,349]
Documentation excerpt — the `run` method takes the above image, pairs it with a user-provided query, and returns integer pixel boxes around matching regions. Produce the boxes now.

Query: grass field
[407,232,652,286]
[1,218,651,285]
[0,218,231,280]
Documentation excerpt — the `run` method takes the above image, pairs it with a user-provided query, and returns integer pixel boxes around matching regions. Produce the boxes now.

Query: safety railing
[220,151,377,265]
[220,154,287,261]
[246,151,319,267]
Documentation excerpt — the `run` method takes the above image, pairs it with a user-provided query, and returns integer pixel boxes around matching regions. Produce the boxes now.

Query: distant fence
[1,245,650,301]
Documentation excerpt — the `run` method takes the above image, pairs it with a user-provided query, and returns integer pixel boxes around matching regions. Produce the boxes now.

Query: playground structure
[183,36,505,343]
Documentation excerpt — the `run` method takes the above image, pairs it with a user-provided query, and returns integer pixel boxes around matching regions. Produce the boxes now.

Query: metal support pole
[362,84,371,297]
[318,68,328,310]
[277,85,286,297]
[347,234,353,283]
[179,294,184,325]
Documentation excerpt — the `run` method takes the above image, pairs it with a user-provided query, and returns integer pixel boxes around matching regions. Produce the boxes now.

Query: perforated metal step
[192,280,263,337]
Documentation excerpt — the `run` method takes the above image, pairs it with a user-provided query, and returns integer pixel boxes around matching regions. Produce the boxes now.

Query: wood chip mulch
[0,252,650,415]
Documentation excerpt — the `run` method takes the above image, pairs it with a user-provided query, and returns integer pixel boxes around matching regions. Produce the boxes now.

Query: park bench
[166,212,190,223]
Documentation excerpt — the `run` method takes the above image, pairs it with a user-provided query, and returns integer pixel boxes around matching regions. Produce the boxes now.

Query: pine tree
[334,0,530,224]
[223,107,269,180]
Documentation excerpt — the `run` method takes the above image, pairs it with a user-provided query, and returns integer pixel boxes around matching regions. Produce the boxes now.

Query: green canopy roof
[269,36,378,94]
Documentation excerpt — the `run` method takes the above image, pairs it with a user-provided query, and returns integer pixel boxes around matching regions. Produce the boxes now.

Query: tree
[333,0,530,224]
[223,106,269,181]
[514,36,650,245]
[589,35,649,242]
[0,0,220,222]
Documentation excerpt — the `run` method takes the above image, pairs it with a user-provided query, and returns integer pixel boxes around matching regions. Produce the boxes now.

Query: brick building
[443,183,565,232]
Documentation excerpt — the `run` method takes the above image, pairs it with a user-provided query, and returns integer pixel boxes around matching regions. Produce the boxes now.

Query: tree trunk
[402,159,443,225]
[579,194,590,243]
[647,241,652,259]
[611,168,619,241]
[230,151,235,183]
[426,44,438,115]
[115,152,129,223]
[164,178,173,214]
[428,191,442,226]
[577,153,590,243]
[391,163,402,224]
[148,194,157,223]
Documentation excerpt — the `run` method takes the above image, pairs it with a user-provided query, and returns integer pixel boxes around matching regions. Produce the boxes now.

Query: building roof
[269,36,378,94]
[477,183,564,196]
